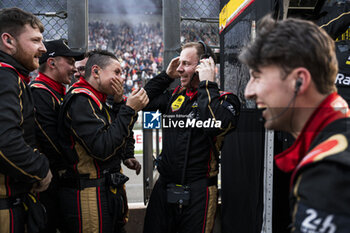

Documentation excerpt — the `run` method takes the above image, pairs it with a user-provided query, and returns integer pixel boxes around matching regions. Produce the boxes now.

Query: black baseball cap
[39,39,85,65]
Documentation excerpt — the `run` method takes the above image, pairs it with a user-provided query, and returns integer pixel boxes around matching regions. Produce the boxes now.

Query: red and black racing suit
[30,72,66,233]
[58,77,137,233]
[275,93,350,233]
[0,51,49,233]
[143,71,240,233]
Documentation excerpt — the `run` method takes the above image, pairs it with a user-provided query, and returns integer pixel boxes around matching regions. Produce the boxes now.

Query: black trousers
[143,177,218,233]
[59,185,127,233]
[39,176,62,233]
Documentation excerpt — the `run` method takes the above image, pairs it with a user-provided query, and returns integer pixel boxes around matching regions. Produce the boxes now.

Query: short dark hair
[0,7,44,38]
[239,14,337,94]
[85,49,118,80]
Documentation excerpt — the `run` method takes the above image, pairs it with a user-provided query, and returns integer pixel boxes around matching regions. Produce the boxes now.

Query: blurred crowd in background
[29,20,219,96]
[88,20,218,95]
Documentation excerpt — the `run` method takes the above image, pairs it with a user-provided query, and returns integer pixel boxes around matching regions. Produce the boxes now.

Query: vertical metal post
[67,0,88,52]
[143,129,154,204]
[283,0,290,19]
[261,129,274,233]
[163,0,180,88]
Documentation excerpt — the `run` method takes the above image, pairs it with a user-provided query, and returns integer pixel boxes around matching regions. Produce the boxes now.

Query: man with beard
[143,42,240,233]
[30,39,84,233]
[242,15,350,232]
[0,7,52,233]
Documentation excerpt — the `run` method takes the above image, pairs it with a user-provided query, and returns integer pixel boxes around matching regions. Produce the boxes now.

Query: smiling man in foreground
[241,15,350,232]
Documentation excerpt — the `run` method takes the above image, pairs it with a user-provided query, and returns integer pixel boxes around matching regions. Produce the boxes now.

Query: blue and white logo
[143,110,161,129]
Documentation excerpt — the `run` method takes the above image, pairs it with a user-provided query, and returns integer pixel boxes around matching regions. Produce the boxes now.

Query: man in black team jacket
[242,15,350,232]
[58,50,148,233]
[143,42,240,233]
[0,7,52,233]
[30,39,84,233]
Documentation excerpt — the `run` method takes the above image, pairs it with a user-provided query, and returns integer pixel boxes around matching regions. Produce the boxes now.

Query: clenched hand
[126,88,149,112]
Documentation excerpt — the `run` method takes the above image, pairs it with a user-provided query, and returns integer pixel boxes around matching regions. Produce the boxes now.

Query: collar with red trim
[186,87,198,100]
[0,62,30,84]
[36,72,66,95]
[72,77,107,103]
[0,51,31,83]
[275,92,350,173]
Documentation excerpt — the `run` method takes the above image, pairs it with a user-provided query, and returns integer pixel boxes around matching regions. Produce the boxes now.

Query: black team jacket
[30,73,65,173]
[144,71,240,184]
[58,77,137,180]
[291,118,350,232]
[0,51,49,197]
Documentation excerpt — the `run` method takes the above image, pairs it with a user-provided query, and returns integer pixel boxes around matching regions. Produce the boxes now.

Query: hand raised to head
[166,57,180,79]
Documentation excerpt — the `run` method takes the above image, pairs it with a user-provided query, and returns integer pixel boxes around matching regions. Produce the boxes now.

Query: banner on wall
[219,0,255,33]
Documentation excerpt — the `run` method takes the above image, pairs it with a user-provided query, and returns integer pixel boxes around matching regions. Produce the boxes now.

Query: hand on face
[166,57,180,79]
[111,77,124,103]
[126,88,149,112]
[196,56,215,82]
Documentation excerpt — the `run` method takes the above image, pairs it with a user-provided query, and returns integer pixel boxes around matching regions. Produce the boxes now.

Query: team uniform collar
[185,87,198,100]
[72,77,107,103]
[36,72,66,95]
[0,51,31,83]
[275,92,350,173]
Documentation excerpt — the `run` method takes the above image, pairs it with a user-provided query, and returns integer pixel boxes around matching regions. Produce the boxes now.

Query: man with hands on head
[143,42,240,233]
[0,7,52,233]
[58,49,147,233]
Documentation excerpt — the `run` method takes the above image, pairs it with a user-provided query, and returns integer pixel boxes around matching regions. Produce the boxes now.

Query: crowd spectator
[88,21,163,95]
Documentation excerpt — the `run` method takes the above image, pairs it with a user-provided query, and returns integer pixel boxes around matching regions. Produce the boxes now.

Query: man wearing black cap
[30,38,84,233]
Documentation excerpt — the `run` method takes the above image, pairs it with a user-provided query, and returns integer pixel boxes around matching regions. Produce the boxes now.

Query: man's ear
[1,33,15,50]
[91,65,100,78]
[47,58,56,68]
[292,67,311,95]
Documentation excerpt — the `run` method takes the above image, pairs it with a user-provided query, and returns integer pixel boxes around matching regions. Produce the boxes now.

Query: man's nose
[118,75,125,83]
[39,41,47,53]
[176,64,183,73]
[244,77,256,100]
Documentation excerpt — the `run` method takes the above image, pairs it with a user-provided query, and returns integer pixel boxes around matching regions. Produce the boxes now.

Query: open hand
[166,57,180,79]
[111,77,124,103]
[196,57,215,82]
